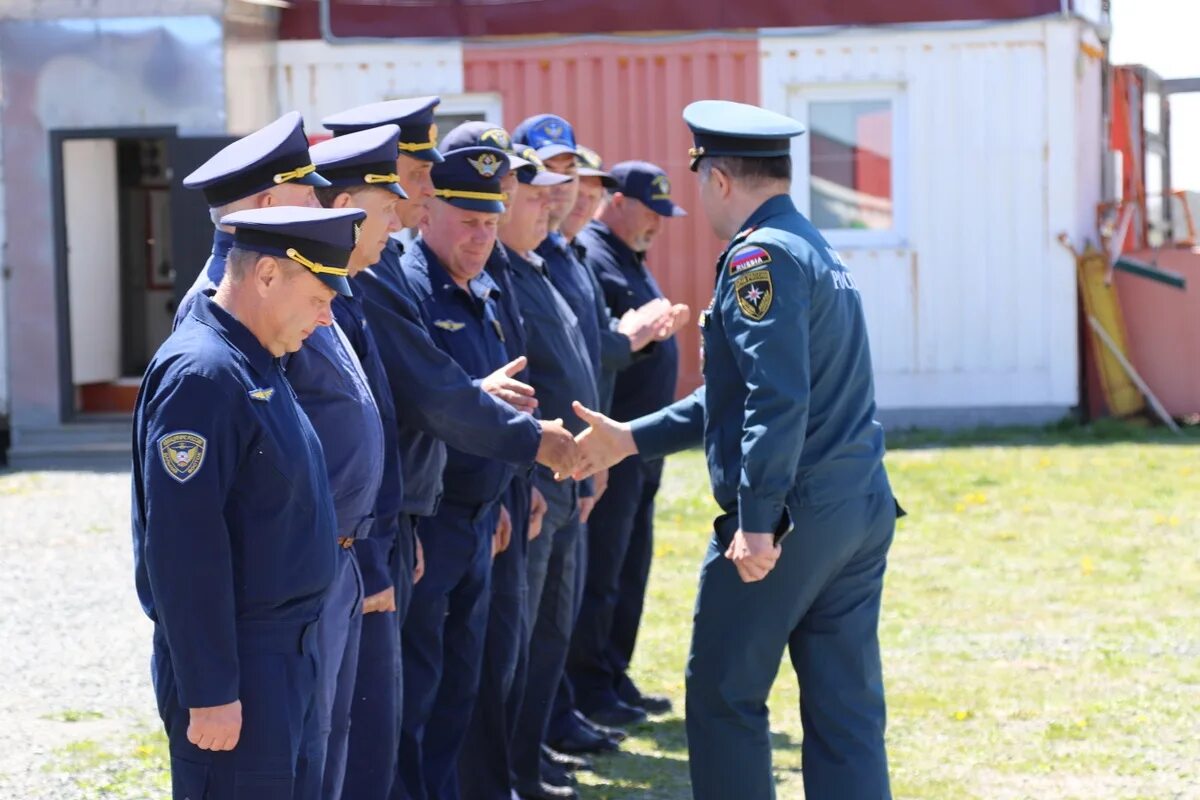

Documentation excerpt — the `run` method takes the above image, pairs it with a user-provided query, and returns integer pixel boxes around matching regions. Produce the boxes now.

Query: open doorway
[52,129,235,419]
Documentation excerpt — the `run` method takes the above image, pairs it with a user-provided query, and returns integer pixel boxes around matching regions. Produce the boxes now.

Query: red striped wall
[464,37,761,395]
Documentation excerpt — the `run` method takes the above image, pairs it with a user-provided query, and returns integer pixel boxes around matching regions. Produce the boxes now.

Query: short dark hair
[313,185,359,209]
[700,155,792,186]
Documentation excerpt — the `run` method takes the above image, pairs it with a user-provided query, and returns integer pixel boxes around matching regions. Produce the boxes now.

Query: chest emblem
[734,271,773,321]
[248,387,275,402]
[434,319,466,332]
[728,244,772,275]
[158,431,207,483]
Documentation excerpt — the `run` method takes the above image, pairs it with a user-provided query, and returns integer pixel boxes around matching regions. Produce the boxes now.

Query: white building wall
[275,40,466,132]
[761,18,1103,424]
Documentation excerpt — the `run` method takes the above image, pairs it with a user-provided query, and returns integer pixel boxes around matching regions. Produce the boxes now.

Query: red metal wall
[464,37,760,396]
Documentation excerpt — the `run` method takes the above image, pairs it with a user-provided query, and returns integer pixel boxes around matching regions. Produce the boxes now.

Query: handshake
[535,402,639,481]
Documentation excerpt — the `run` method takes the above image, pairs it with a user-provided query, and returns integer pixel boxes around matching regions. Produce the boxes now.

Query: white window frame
[432,92,504,126]
[788,84,908,249]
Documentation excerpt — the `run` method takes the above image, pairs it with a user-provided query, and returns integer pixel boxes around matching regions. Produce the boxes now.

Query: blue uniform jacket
[283,321,385,556]
[630,194,890,533]
[132,295,337,709]
[505,244,598,496]
[357,239,541,517]
[538,232,633,412]
[577,220,679,423]
[401,241,516,508]
[174,229,233,329]
[332,288,405,594]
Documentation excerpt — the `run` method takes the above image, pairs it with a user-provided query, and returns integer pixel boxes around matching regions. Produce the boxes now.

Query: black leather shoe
[586,700,648,728]
[635,693,673,715]
[542,745,592,772]
[516,780,578,800]
[575,710,627,743]
[539,755,576,787]
[549,720,620,754]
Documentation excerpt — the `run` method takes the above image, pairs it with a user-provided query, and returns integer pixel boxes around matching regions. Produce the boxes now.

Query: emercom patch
[734,270,773,321]
[728,244,772,275]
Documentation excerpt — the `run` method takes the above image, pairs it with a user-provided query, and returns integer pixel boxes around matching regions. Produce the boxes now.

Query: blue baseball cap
[682,100,805,171]
[322,96,445,163]
[512,113,578,162]
[431,146,511,214]
[183,111,329,208]
[309,125,408,198]
[610,161,687,217]
[219,206,366,297]
[511,145,572,187]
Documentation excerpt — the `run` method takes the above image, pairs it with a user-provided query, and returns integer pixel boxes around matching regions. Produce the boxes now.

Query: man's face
[620,195,664,253]
[347,188,403,274]
[499,183,552,253]
[543,153,579,230]
[258,259,336,355]
[563,176,605,240]
[424,200,499,284]
[498,172,518,223]
[395,154,436,229]
[264,183,321,209]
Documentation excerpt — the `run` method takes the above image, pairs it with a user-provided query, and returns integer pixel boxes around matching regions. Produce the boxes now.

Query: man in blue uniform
[568,160,688,726]
[512,115,674,754]
[438,123,579,800]
[320,100,578,800]
[569,100,899,800]
[132,205,363,800]
[175,111,329,328]
[284,125,407,800]
[395,146,520,800]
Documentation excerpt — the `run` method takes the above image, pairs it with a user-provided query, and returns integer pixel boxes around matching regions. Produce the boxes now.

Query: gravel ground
[0,466,163,799]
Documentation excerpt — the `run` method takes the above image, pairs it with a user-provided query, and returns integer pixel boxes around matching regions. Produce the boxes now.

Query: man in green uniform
[568,99,899,800]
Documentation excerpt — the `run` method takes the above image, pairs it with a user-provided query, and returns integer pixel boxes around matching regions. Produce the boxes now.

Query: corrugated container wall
[465,37,760,396]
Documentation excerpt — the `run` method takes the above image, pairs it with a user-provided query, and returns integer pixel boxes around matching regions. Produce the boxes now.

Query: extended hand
[188,700,242,751]
[529,486,548,541]
[493,504,513,557]
[724,531,781,583]
[536,418,580,477]
[569,402,637,480]
[655,303,691,341]
[482,356,538,414]
[362,586,397,614]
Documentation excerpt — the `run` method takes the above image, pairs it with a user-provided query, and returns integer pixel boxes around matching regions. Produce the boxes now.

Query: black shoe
[539,755,577,787]
[516,780,578,800]
[635,693,673,715]
[586,700,648,728]
[617,675,674,715]
[542,745,593,772]
[574,710,628,743]
[549,720,620,754]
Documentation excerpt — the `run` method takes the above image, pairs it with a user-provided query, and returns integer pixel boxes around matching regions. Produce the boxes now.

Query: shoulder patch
[248,387,275,402]
[728,244,773,275]
[434,319,466,332]
[733,271,773,321]
[158,431,207,483]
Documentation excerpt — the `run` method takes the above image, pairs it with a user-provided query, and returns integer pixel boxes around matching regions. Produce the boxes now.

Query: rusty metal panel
[465,36,760,396]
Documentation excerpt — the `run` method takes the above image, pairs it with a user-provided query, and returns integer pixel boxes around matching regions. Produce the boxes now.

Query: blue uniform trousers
[152,620,321,800]
[546,522,587,742]
[512,481,581,788]
[307,549,363,800]
[395,505,496,800]
[458,480,531,800]
[685,491,896,800]
[567,456,659,712]
[344,514,416,800]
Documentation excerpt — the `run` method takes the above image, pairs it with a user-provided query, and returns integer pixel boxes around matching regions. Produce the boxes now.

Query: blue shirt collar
[585,219,642,267]
[191,293,276,377]
[737,193,797,235]
[206,229,236,283]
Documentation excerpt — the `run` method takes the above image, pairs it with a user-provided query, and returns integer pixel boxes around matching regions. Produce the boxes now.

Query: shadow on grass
[887,416,1200,451]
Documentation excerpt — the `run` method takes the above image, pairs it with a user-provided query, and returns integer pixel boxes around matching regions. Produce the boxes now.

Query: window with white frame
[789,87,906,247]
[432,92,504,146]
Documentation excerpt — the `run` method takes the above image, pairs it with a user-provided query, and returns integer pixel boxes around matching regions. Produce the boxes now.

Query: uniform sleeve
[140,373,242,709]
[354,514,397,596]
[362,278,542,467]
[717,242,811,533]
[629,386,706,459]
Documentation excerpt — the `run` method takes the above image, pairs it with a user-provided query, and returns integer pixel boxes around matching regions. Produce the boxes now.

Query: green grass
[41,421,1200,798]
[44,731,170,798]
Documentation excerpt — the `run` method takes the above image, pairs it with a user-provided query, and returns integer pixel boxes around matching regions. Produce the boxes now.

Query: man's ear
[253,256,280,295]
[331,191,354,210]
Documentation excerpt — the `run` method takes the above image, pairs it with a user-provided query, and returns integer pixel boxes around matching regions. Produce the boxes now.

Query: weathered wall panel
[465,37,761,395]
